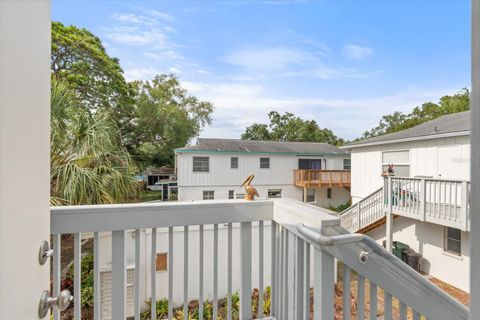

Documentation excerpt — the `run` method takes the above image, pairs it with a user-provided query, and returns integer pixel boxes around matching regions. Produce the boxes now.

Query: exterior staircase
[339,187,386,233]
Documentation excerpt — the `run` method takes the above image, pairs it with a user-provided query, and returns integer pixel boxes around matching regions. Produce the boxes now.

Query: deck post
[386,176,394,252]
[461,181,469,231]
[421,179,427,221]
[470,0,480,318]
[303,187,308,202]
[313,245,335,320]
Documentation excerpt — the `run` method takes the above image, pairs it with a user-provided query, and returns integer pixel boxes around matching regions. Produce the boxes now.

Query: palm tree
[50,80,138,205]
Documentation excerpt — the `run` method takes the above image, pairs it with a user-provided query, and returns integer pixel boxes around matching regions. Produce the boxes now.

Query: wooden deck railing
[293,169,351,188]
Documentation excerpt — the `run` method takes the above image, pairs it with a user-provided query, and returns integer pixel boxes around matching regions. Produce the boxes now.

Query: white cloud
[182,79,458,140]
[105,28,167,46]
[342,44,373,60]
[124,67,159,81]
[223,46,311,72]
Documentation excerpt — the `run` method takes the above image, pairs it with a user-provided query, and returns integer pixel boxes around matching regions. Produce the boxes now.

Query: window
[304,189,315,203]
[343,159,351,170]
[260,157,270,169]
[382,150,410,177]
[236,193,245,199]
[298,159,322,170]
[228,190,234,199]
[203,190,214,200]
[444,227,461,255]
[193,157,209,172]
[156,253,168,272]
[327,188,332,199]
[231,157,238,169]
[268,189,282,198]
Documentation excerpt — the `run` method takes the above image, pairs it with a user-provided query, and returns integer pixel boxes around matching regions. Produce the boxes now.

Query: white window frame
[304,189,316,203]
[231,157,239,169]
[228,190,234,199]
[444,227,461,255]
[260,157,270,169]
[343,158,351,170]
[202,190,214,200]
[193,156,209,173]
[267,189,282,198]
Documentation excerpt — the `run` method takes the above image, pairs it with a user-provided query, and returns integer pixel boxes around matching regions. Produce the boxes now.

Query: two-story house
[341,111,471,292]
[175,138,351,208]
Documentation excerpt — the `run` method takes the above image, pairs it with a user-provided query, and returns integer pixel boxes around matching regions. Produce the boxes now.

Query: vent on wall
[100,267,135,320]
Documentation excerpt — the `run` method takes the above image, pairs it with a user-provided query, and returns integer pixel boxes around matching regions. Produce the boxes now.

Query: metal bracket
[38,240,54,265]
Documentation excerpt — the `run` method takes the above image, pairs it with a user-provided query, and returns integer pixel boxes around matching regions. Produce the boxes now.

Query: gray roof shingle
[176,138,349,155]
[345,111,470,148]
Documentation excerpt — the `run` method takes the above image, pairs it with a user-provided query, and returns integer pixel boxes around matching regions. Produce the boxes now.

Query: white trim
[342,131,470,149]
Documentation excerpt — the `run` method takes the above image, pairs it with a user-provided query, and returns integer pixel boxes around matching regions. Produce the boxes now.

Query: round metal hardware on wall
[38,240,54,265]
[38,289,73,318]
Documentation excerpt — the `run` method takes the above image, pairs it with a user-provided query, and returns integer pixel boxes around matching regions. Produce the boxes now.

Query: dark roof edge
[342,130,470,149]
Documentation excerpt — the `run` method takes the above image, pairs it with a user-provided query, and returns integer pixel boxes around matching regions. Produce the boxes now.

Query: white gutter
[342,130,470,149]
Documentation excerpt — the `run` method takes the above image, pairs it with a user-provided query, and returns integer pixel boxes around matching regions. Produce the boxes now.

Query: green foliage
[66,254,95,307]
[328,201,351,213]
[242,111,344,146]
[361,89,470,139]
[142,298,169,320]
[128,75,214,166]
[50,80,138,205]
[51,21,131,113]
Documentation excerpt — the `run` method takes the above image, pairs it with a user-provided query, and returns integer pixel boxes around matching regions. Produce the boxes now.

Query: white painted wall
[350,136,470,203]
[0,1,51,318]
[367,216,470,292]
[177,152,350,207]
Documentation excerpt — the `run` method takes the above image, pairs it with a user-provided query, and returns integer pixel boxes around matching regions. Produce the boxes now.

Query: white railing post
[461,181,469,231]
[357,201,362,230]
[239,222,252,320]
[313,246,335,320]
[386,177,394,252]
[421,179,427,221]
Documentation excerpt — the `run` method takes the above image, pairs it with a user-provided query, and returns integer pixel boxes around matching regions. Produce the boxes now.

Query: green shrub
[141,298,169,320]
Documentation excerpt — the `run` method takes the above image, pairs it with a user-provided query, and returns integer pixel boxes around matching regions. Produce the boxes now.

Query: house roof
[143,166,175,175]
[175,138,349,156]
[344,111,470,149]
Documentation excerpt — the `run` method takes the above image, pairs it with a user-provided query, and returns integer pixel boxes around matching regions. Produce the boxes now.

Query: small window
[343,159,351,170]
[327,188,332,199]
[382,150,410,177]
[228,190,234,199]
[268,189,282,198]
[260,157,270,169]
[156,253,168,272]
[236,193,245,199]
[203,190,214,200]
[193,157,209,172]
[304,189,315,203]
[444,227,461,255]
[231,157,238,169]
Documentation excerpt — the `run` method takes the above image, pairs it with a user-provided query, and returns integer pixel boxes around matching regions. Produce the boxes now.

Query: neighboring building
[175,138,352,208]
[142,166,178,200]
[342,111,471,291]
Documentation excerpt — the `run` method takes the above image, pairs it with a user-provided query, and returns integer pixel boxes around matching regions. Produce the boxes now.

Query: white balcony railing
[340,177,471,233]
[51,198,469,320]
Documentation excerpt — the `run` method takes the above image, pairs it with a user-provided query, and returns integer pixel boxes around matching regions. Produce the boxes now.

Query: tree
[50,80,138,205]
[361,89,470,139]
[129,74,214,166]
[241,111,344,145]
[51,22,131,113]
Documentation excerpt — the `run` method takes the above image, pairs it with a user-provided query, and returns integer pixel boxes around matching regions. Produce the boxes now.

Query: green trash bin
[392,241,410,259]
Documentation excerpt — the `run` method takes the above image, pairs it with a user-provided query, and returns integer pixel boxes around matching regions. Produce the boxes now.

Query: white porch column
[0,1,51,318]
[385,177,394,252]
[470,0,480,319]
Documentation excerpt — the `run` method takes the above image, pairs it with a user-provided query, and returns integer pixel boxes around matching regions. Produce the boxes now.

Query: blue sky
[53,0,470,140]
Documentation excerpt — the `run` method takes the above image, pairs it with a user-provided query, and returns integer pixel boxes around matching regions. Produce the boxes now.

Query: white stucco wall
[350,135,470,203]
[367,217,470,292]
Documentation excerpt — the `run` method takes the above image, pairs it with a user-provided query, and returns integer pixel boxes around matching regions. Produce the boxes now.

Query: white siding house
[343,111,471,291]
[175,138,352,209]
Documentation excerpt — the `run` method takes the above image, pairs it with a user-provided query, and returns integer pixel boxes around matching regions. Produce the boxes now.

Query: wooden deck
[293,169,351,188]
